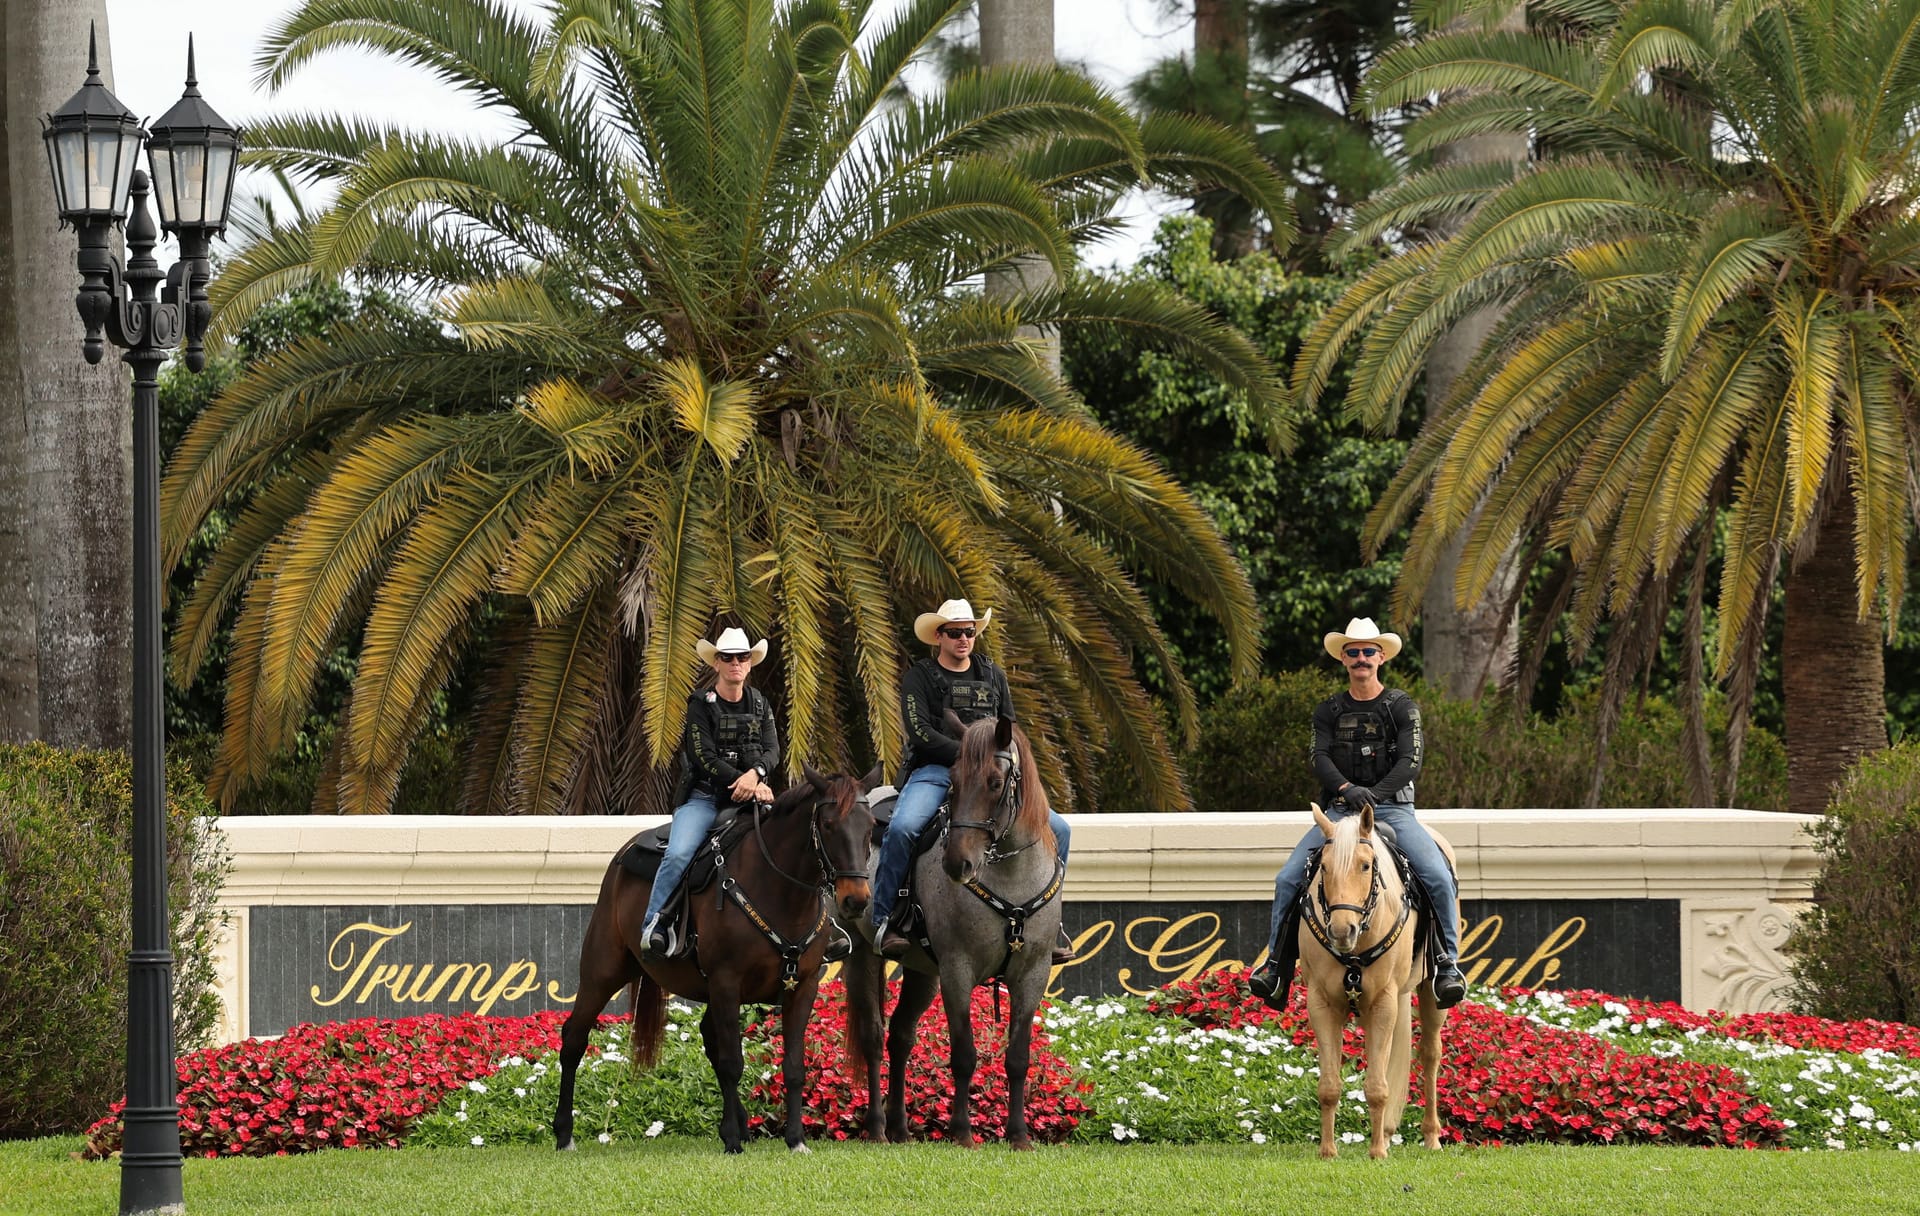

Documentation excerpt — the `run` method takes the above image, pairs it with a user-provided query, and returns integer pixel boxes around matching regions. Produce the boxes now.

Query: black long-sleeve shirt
[1311,688,1423,806]
[899,654,1014,776]
[682,686,779,798]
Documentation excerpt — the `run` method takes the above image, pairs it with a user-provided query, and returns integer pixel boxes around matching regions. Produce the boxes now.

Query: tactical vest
[945,675,1001,724]
[1326,689,1409,789]
[711,690,766,765]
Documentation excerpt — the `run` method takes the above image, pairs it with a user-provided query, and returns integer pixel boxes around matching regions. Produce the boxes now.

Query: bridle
[752,783,871,893]
[713,780,872,992]
[1302,833,1410,1007]
[947,740,1031,862]
[1312,836,1384,932]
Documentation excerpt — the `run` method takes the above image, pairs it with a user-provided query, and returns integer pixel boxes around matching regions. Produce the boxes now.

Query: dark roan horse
[843,715,1065,1149]
[552,767,877,1154]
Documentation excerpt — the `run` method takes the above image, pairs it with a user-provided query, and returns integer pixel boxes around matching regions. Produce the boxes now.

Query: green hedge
[0,744,229,1138]
[1172,669,1787,811]
[1786,744,1920,1022]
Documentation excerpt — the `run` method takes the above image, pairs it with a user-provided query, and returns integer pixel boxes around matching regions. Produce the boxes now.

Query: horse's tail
[628,974,668,1074]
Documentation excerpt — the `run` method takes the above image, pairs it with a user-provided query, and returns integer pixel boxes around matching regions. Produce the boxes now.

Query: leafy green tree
[1066,216,1407,703]
[166,0,1293,815]
[1295,0,1918,810]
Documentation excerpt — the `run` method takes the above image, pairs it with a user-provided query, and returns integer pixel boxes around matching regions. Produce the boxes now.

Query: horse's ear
[1311,802,1335,837]
[1360,804,1375,838]
[802,763,828,792]
[859,762,885,793]
[943,708,966,738]
[994,714,1014,749]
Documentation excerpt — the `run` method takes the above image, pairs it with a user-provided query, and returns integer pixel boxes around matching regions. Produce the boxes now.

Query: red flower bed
[1537,989,1920,1058]
[1149,968,1787,1149]
[746,979,1092,1143]
[83,1012,576,1159]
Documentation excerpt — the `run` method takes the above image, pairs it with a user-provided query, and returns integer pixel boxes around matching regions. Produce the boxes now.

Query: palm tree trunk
[979,0,1060,374]
[4,0,132,748]
[1194,0,1253,258]
[0,15,44,741]
[1783,493,1887,812]
[1417,3,1526,700]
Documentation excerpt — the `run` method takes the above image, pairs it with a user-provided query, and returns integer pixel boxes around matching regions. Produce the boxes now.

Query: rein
[1301,838,1412,1008]
[710,786,864,992]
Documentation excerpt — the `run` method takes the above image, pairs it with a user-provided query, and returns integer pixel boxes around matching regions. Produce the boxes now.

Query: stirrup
[823,922,854,963]
[1431,957,1467,1009]
[1050,927,1076,965]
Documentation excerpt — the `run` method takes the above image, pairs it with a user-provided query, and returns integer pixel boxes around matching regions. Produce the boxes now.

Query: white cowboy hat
[913,598,993,645]
[1324,616,1402,662]
[696,626,769,666]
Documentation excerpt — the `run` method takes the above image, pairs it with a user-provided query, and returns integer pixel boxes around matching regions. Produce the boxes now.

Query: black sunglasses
[716,652,752,662]
[1343,646,1381,659]
[940,626,977,639]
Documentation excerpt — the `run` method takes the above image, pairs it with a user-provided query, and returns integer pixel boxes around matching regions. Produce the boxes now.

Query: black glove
[1342,785,1378,812]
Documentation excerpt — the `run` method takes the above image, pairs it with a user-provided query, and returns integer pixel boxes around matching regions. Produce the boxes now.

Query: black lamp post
[42,26,239,1216]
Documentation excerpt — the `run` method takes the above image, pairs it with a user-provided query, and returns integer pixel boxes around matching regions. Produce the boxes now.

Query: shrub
[1174,669,1787,811]
[1786,743,1920,1023]
[0,744,229,1138]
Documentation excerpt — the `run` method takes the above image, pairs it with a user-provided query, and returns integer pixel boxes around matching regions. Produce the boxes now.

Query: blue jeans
[1266,801,1460,961]
[869,765,1073,928]
[643,793,719,926]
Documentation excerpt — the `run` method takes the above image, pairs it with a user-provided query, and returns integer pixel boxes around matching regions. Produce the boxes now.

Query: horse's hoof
[789,1140,812,1155]
[724,1142,744,1155]
[1370,1148,1388,1161]
[1319,1146,1337,1160]
[556,1138,575,1152]
[1009,1138,1034,1153]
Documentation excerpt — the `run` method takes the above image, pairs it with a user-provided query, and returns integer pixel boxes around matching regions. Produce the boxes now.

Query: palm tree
[1294,0,1917,810]
[3,0,131,748]
[167,0,1293,815]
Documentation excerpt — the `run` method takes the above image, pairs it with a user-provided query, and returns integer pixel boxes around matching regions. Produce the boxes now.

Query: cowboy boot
[1247,952,1288,1011]
[1432,956,1467,1009]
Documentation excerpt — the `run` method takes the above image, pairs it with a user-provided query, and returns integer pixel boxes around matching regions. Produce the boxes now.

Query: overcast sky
[99,0,1195,266]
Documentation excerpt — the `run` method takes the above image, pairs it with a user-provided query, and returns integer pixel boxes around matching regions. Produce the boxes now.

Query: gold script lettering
[471,961,541,1016]
[1118,914,1227,996]
[1459,915,1586,988]
[310,922,413,1006]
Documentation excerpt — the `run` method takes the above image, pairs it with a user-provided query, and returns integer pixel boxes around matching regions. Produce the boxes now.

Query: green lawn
[5,1135,1917,1216]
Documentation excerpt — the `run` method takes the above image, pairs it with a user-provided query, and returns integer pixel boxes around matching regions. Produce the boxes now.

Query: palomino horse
[552,767,876,1154]
[843,714,1064,1149]
[1299,801,1455,1159]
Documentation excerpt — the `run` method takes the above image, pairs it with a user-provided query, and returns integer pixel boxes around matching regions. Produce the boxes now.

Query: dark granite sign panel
[248,897,1681,1032]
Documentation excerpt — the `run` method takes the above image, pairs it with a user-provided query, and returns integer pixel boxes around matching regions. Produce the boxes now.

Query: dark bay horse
[553,767,876,1154]
[843,715,1064,1149]
[1299,801,1454,1159]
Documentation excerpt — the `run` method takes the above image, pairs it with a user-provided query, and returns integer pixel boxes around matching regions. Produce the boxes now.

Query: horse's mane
[955,717,1052,838]
[1324,812,1365,876]
[1322,813,1401,898]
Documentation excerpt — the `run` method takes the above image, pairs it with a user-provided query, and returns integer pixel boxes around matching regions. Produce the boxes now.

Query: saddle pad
[615,803,750,888]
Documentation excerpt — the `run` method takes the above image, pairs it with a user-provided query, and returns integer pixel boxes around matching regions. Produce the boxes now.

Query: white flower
[513,1088,527,1098]
[646,1120,666,1138]
[1250,1132,1266,1145]
[454,1111,468,1123]
[468,1080,488,1093]
[598,1132,612,1144]
[470,1135,484,1146]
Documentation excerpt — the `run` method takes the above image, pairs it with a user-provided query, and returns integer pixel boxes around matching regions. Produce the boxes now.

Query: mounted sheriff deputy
[1247,617,1468,1011]
[642,626,780,957]
[869,598,1075,964]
